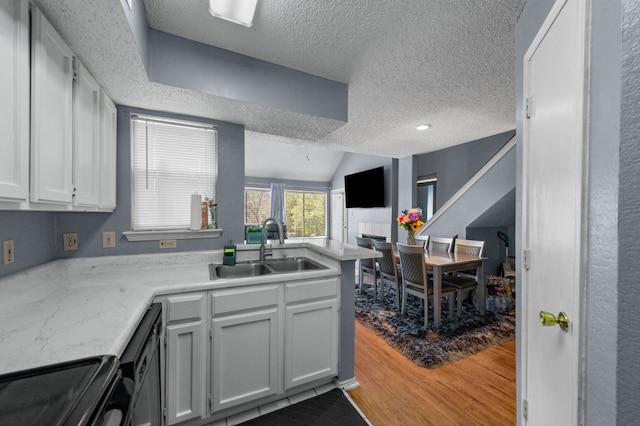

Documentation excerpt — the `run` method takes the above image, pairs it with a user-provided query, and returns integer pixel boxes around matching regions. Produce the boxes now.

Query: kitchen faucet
[260,217,284,261]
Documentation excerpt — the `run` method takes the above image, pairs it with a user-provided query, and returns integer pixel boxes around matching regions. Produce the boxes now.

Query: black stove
[0,355,130,425]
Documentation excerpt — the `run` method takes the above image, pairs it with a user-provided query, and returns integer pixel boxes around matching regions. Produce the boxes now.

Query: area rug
[355,281,516,369]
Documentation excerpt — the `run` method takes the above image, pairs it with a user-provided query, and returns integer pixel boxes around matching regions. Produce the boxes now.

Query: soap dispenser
[223,240,236,266]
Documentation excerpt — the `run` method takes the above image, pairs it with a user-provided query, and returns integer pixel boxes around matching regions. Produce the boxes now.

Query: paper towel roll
[190,193,201,230]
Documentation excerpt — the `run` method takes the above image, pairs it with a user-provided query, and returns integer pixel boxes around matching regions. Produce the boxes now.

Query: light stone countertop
[0,239,380,376]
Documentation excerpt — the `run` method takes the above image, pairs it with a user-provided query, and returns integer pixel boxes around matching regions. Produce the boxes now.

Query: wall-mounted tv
[344,166,385,208]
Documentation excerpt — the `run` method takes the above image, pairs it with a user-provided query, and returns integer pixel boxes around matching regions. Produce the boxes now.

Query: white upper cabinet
[100,92,117,209]
[0,0,29,202]
[0,5,117,211]
[73,59,101,207]
[30,7,74,204]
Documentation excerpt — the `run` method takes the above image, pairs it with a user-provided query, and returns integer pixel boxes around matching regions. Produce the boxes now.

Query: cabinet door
[73,60,101,207]
[284,299,338,389]
[30,8,74,204]
[99,91,117,209]
[166,321,205,425]
[0,0,29,201]
[210,309,279,412]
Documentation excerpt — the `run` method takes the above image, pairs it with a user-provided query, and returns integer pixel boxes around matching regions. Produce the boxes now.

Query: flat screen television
[344,167,385,208]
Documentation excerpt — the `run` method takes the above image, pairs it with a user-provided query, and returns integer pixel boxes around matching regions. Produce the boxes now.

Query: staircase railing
[418,135,516,233]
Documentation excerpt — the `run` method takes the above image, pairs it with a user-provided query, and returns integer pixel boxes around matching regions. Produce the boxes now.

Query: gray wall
[119,0,150,72]
[54,106,246,259]
[331,153,397,244]
[618,0,640,423]
[0,106,246,277]
[414,130,515,211]
[516,0,626,423]
[397,156,415,244]
[148,30,348,122]
[396,131,514,265]
[0,212,57,277]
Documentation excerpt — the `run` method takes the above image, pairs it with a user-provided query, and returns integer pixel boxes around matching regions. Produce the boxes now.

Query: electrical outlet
[159,240,177,249]
[63,233,78,251]
[102,231,116,248]
[3,240,14,264]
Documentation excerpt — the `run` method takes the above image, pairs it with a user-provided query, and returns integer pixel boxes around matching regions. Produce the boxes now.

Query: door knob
[539,311,569,332]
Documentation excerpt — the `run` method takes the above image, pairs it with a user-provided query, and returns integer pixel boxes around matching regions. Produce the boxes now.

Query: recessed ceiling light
[415,124,431,131]
[209,0,258,27]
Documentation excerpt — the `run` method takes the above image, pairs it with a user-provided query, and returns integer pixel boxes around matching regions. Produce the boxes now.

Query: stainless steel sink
[265,257,326,273]
[209,262,272,280]
[209,257,327,280]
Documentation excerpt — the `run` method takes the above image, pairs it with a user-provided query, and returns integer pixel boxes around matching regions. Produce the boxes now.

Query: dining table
[395,250,486,328]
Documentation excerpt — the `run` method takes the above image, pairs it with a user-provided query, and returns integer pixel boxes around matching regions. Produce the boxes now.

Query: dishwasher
[120,303,162,426]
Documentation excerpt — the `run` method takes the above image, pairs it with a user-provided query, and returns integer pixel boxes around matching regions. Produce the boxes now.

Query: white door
[522,0,587,424]
[330,189,347,242]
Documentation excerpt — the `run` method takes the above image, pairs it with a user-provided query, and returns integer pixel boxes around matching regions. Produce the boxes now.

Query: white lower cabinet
[164,294,206,425]
[160,275,339,423]
[284,278,338,389]
[210,284,280,413]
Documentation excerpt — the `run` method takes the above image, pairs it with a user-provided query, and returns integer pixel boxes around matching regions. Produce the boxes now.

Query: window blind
[131,115,217,231]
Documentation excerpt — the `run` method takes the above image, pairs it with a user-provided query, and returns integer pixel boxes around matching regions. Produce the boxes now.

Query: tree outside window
[285,191,326,238]
[245,189,270,224]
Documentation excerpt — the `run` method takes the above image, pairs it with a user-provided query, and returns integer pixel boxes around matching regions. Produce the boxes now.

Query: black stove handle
[93,375,134,426]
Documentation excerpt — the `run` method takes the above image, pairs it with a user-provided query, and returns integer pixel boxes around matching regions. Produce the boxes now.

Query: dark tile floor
[239,388,368,426]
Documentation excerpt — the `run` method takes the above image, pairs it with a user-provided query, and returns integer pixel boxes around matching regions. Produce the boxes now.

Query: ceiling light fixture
[415,124,431,131]
[209,0,258,27]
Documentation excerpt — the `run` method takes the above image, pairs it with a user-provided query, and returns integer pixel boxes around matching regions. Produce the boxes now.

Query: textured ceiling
[31,0,525,180]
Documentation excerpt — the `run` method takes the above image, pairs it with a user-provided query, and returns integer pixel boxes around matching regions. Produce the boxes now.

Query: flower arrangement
[397,207,425,232]
[397,208,424,245]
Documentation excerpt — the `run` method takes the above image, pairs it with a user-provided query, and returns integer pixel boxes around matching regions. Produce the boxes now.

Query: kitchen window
[130,115,217,231]
[285,191,326,238]
[244,187,327,238]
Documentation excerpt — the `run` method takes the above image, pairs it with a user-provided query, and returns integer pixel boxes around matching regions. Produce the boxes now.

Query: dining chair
[356,236,380,298]
[428,236,453,255]
[396,243,455,326]
[373,240,402,309]
[415,235,429,250]
[442,238,485,316]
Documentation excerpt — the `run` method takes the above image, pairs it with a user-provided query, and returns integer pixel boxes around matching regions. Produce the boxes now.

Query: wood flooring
[348,320,516,426]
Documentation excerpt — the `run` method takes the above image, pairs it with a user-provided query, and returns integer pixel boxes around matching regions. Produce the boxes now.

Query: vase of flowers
[397,207,425,245]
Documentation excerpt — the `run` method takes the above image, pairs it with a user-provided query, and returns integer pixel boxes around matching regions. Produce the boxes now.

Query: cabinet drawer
[211,285,278,316]
[285,278,338,304]
[167,294,204,322]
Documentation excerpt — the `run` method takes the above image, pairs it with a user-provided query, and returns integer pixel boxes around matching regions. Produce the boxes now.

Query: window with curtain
[285,191,326,237]
[244,188,271,224]
[131,115,217,231]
